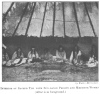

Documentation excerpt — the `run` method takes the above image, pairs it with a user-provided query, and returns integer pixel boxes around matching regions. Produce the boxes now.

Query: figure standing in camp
[27,47,39,63]
[70,45,83,66]
[86,45,98,67]
[56,45,66,61]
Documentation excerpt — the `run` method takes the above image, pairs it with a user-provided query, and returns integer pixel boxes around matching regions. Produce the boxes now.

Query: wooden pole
[12,3,29,36]
[40,2,47,37]
[3,2,14,22]
[52,2,56,37]
[62,2,66,38]
[84,3,97,37]
[73,2,81,37]
[25,2,36,36]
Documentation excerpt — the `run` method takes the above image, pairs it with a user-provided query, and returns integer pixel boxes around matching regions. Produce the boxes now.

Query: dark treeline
[2,36,98,59]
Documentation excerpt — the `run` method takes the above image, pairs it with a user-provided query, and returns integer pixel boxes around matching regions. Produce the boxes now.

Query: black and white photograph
[2,1,98,82]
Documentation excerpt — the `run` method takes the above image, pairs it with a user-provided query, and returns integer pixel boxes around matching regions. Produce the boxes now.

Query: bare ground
[2,63,98,82]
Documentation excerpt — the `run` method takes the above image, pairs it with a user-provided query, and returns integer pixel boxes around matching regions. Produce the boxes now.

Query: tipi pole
[3,2,14,22]
[84,3,97,37]
[25,2,36,36]
[12,3,29,36]
[73,2,81,37]
[40,2,47,37]
[62,2,66,38]
[52,2,56,37]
